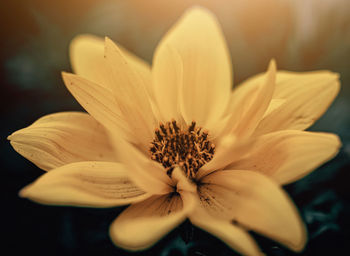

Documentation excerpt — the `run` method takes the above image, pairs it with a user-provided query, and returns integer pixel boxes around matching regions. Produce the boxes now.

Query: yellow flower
[8,7,341,256]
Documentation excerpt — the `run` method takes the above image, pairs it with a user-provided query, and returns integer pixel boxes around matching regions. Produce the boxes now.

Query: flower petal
[254,71,340,136]
[196,135,253,180]
[61,72,133,142]
[262,98,286,119]
[114,43,153,99]
[199,170,307,252]
[109,192,195,251]
[8,112,116,171]
[156,7,232,128]
[104,37,156,149]
[230,60,276,138]
[210,83,259,140]
[228,130,341,184]
[69,34,110,89]
[113,138,173,195]
[190,205,261,256]
[70,34,152,94]
[19,161,149,207]
[172,167,196,193]
[152,45,184,122]
[217,60,276,140]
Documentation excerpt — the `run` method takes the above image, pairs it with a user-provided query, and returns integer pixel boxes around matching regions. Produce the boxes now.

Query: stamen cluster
[150,120,215,179]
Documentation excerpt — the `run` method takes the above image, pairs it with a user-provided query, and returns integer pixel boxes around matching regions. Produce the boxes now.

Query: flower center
[149,120,215,179]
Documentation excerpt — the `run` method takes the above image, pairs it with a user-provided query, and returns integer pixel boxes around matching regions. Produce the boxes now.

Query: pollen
[149,120,215,179]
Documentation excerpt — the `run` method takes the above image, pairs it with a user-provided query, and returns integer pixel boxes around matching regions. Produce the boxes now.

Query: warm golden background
[1,0,350,255]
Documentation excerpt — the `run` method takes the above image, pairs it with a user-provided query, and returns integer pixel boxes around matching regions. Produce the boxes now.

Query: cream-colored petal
[152,45,183,122]
[69,35,157,148]
[104,37,156,149]
[172,167,196,193]
[156,7,232,128]
[115,43,153,99]
[228,130,341,184]
[113,138,173,195]
[8,112,116,171]
[70,34,110,89]
[190,205,261,256]
[231,60,276,138]
[196,135,253,180]
[199,170,307,252]
[216,60,276,140]
[109,191,195,251]
[210,84,259,140]
[19,161,149,207]
[62,72,134,142]
[262,98,286,119]
[70,34,152,95]
[254,71,340,136]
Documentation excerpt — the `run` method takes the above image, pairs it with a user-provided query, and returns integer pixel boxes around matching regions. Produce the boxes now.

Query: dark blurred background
[1,0,350,255]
